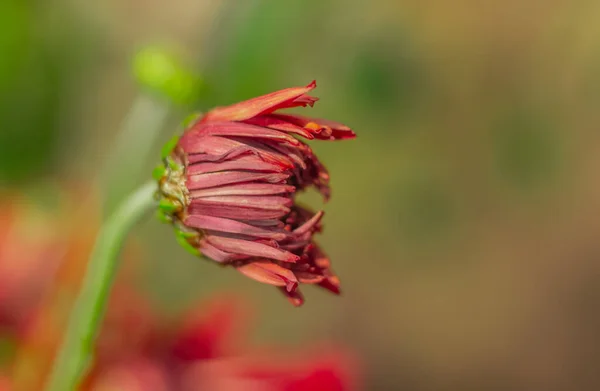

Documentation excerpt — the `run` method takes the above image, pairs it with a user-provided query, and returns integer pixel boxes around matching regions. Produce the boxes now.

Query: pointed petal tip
[280,286,305,306]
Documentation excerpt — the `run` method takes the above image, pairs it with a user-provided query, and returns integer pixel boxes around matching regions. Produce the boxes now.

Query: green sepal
[174,228,201,256]
[158,198,179,214]
[161,135,179,160]
[152,165,166,181]
[182,112,203,128]
[156,209,172,223]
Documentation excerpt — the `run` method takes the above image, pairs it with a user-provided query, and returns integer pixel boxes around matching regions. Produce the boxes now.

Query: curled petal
[243,115,315,140]
[278,286,305,307]
[200,81,318,123]
[237,261,298,291]
[294,271,326,285]
[270,113,357,140]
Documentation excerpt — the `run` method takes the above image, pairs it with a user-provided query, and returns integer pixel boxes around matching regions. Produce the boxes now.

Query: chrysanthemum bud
[155,81,355,306]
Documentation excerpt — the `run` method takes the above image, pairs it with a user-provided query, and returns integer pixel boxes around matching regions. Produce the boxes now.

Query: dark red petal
[190,183,295,198]
[237,261,299,291]
[278,286,305,307]
[207,236,299,263]
[185,215,288,240]
[270,113,356,140]
[191,122,301,146]
[200,81,317,123]
[243,115,315,139]
[294,271,326,284]
[318,276,341,295]
[186,172,289,190]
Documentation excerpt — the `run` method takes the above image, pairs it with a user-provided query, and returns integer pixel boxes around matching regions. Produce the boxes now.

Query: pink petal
[237,262,298,291]
[186,171,289,190]
[207,236,299,263]
[200,81,318,123]
[179,135,241,155]
[292,211,324,235]
[184,137,295,170]
[191,195,293,210]
[187,157,284,175]
[189,202,290,221]
[185,215,288,240]
[198,238,249,263]
[190,183,295,198]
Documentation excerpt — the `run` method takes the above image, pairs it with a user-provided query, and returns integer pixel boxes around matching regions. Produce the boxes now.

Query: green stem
[44,181,158,391]
[103,94,171,213]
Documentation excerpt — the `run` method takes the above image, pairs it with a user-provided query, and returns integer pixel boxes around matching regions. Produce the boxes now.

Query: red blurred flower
[157,81,355,306]
[0,196,65,335]
[85,294,360,391]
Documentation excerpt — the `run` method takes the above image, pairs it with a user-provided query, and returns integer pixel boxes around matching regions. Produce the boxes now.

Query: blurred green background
[3,0,600,389]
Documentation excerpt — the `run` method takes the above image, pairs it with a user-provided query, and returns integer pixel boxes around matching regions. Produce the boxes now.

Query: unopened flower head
[155,81,355,306]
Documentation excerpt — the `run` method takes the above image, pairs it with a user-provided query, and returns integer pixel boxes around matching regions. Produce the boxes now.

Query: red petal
[189,201,290,221]
[292,211,324,235]
[237,262,298,291]
[243,115,315,140]
[185,215,288,240]
[190,183,295,198]
[198,238,248,263]
[278,286,305,306]
[294,271,326,285]
[187,157,284,175]
[184,137,295,170]
[318,276,341,295]
[191,195,292,211]
[207,236,299,263]
[186,171,289,190]
[270,113,356,141]
[191,122,301,146]
[200,81,318,123]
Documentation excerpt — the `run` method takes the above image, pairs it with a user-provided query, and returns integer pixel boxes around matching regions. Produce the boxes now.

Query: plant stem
[44,181,158,391]
[103,94,171,213]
